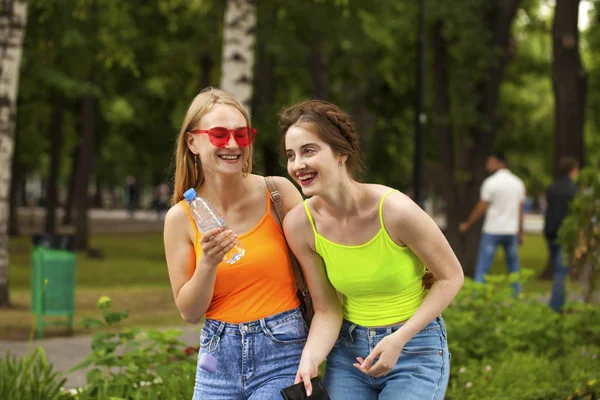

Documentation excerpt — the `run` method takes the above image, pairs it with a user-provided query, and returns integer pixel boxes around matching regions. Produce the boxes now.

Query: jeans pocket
[402,346,444,357]
[334,332,347,348]
[264,316,308,345]
[402,330,445,357]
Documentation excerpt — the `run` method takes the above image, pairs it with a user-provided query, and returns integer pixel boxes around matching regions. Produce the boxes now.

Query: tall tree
[73,91,95,250]
[220,0,256,111]
[432,0,521,276]
[44,92,66,233]
[0,0,28,307]
[552,0,586,177]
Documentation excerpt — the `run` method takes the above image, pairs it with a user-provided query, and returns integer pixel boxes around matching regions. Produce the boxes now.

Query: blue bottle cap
[183,188,197,201]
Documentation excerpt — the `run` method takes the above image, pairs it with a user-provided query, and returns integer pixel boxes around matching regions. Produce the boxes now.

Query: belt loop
[259,318,269,334]
[216,321,226,337]
[348,323,357,345]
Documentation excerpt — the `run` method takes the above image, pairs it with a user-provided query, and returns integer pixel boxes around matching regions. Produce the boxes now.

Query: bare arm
[459,200,489,232]
[163,204,237,324]
[283,204,343,396]
[518,201,525,245]
[360,192,463,375]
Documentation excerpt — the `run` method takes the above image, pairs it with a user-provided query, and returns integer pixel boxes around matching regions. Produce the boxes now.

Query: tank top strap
[379,189,399,228]
[179,200,199,234]
[303,200,318,235]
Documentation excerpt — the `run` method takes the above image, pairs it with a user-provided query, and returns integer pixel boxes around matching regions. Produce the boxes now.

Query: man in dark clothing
[544,157,579,311]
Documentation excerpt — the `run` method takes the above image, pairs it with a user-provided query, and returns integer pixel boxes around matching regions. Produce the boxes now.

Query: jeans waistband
[203,307,304,336]
[342,315,446,340]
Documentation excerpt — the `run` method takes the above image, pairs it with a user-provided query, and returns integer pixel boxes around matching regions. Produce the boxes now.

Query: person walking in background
[543,156,579,311]
[126,176,138,218]
[459,152,526,295]
[280,100,463,399]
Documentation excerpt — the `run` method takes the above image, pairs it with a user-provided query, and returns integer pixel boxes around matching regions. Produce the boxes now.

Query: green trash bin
[31,235,76,338]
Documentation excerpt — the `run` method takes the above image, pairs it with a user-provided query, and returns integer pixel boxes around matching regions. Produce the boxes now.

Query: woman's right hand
[198,227,237,268]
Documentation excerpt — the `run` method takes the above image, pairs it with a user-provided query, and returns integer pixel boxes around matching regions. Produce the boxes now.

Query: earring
[242,161,249,178]
[194,154,199,169]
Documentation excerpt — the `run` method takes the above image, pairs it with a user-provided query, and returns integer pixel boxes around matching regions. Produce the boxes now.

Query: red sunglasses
[189,126,257,148]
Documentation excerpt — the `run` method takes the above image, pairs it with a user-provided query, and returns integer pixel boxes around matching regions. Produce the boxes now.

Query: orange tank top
[179,190,299,323]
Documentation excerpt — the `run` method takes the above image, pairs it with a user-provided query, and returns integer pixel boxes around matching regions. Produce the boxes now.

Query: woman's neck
[198,174,251,211]
[317,179,365,220]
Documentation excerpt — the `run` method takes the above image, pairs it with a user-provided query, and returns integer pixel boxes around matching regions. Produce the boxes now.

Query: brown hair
[558,156,579,177]
[171,87,253,205]
[278,100,365,178]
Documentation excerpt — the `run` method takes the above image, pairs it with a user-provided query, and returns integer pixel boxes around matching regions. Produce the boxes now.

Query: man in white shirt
[459,152,526,295]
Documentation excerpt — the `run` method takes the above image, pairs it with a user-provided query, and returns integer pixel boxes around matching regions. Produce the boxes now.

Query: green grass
[0,232,583,340]
[9,232,169,289]
[5,232,181,340]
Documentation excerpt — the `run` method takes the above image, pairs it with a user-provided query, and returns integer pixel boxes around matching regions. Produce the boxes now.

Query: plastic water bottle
[183,188,245,264]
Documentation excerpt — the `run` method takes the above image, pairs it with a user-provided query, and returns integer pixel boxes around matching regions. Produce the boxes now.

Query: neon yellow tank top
[304,190,427,326]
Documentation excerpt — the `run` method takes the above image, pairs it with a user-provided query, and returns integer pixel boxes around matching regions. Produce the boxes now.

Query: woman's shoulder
[165,201,191,227]
[361,183,409,203]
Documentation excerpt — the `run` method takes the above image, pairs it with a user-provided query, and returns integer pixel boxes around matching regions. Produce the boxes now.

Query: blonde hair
[171,87,253,205]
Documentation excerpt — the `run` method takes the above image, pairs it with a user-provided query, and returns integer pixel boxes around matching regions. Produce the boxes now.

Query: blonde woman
[163,88,342,399]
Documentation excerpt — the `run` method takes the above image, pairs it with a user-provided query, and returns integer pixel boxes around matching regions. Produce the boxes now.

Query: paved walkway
[0,326,201,389]
[16,206,546,234]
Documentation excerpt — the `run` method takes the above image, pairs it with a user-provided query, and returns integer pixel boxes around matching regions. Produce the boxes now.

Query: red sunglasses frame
[189,126,257,148]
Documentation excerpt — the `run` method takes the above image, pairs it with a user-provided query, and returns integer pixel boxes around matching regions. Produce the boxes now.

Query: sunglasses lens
[208,128,229,147]
[235,127,256,147]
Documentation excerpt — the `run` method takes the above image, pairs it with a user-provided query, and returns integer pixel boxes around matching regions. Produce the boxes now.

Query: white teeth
[299,173,316,181]
[219,155,239,160]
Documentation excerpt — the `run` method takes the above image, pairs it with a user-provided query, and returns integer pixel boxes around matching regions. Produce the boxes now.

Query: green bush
[0,347,73,400]
[444,272,600,399]
[72,296,197,399]
[447,349,600,400]
[559,166,600,299]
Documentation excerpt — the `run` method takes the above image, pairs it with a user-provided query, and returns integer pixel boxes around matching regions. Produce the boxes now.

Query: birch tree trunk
[220,0,256,112]
[0,0,28,307]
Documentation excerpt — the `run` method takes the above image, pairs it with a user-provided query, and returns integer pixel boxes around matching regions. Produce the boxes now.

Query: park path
[16,206,546,234]
[0,326,200,389]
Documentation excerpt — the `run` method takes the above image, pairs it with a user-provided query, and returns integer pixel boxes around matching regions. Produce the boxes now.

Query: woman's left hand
[353,335,404,377]
[294,355,320,396]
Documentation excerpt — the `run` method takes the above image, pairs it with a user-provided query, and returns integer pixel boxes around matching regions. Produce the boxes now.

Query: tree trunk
[552,0,586,177]
[8,129,22,237]
[93,173,103,208]
[220,0,256,112]
[310,40,329,101]
[432,1,520,277]
[0,0,28,308]
[45,92,65,234]
[252,36,278,176]
[199,52,214,90]
[73,93,96,250]
[537,0,587,280]
[63,104,82,225]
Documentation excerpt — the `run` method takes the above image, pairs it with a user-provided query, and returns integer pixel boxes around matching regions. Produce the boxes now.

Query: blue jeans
[546,238,569,311]
[192,308,307,400]
[474,233,521,295]
[323,317,450,400]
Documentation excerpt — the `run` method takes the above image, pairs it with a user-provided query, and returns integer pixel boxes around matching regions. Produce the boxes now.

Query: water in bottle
[183,188,245,264]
